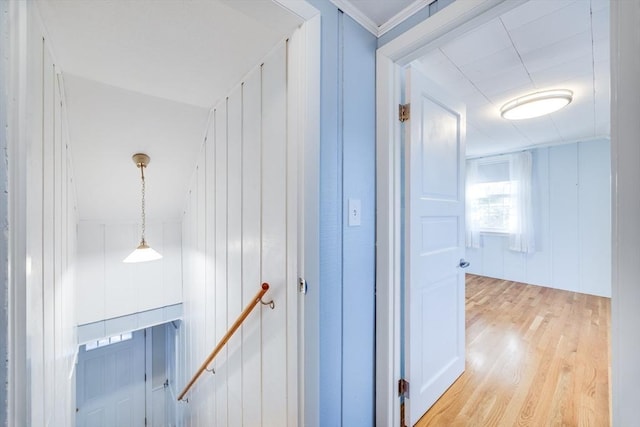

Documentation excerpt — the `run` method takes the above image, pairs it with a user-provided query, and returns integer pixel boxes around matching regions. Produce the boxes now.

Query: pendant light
[123,153,163,263]
[500,89,573,120]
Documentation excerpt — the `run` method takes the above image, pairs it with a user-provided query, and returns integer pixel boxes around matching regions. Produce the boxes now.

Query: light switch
[348,199,361,226]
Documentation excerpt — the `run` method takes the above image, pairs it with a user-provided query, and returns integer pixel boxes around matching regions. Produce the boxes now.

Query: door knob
[459,259,470,268]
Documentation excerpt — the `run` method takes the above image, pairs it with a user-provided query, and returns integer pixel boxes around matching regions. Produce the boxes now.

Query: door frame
[375,1,529,425]
[283,7,321,426]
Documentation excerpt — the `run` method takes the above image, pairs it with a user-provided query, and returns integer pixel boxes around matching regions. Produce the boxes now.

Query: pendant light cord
[140,164,146,244]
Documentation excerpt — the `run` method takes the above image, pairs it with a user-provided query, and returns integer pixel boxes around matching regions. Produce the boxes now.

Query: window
[466,151,534,253]
[84,332,133,351]
[468,179,514,233]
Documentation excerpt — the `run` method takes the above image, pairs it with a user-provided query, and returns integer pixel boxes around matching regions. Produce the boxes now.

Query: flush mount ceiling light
[123,153,163,263]
[500,89,573,120]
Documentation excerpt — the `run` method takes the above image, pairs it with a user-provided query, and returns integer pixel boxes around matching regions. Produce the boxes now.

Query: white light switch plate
[348,199,361,226]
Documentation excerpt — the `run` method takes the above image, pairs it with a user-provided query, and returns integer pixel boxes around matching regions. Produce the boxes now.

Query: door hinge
[145,417,147,426]
[298,277,307,295]
[144,373,147,382]
[398,378,410,398]
[399,103,410,122]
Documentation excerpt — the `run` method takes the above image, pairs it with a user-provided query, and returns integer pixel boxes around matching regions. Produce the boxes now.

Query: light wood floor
[415,274,611,427]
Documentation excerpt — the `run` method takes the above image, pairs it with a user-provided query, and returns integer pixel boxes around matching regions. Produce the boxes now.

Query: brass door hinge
[398,378,410,398]
[399,103,410,122]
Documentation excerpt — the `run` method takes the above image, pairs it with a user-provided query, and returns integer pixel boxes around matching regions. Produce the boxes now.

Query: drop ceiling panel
[511,116,562,145]
[440,19,512,67]
[507,1,591,54]
[418,49,468,88]
[413,0,609,157]
[500,0,577,31]
[593,37,609,64]
[459,47,523,84]
[591,0,609,13]
[594,62,611,136]
[529,54,593,87]
[551,97,596,141]
[473,66,531,98]
[486,82,537,107]
[519,31,592,74]
[592,5,609,41]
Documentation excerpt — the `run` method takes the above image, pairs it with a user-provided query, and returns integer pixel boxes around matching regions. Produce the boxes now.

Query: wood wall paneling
[163,221,183,305]
[227,84,244,424]
[104,224,136,318]
[42,45,56,424]
[578,140,611,296]
[549,143,580,292]
[76,220,183,325]
[214,94,229,427]
[241,63,263,427]
[466,140,611,297]
[23,26,79,425]
[261,43,288,427]
[179,40,294,426]
[204,119,217,422]
[76,223,106,324]
[136,222,166,313]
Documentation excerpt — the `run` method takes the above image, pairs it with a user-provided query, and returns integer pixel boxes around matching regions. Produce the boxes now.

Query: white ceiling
[36,0,302,222]
[38,0,610,222]
[338,0,610,157]
[414,0,610,157]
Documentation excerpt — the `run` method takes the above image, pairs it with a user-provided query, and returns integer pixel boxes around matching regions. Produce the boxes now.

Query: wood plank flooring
[415,274,611,427]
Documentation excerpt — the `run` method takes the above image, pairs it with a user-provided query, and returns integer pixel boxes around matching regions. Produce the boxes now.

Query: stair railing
[177,282,274,402]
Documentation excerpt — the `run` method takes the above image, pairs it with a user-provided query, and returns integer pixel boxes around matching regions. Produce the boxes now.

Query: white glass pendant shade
[123,240,163,263]
[500,89,573,120]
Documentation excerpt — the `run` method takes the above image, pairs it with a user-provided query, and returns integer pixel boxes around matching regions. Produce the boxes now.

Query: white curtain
[465,151,535,253]
[508,151,535,253]
[465,159,481,249]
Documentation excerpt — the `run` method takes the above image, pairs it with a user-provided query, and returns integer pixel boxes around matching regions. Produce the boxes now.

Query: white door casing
[404,66,466,425]
[76,331,146,427]
[376,2,525,425]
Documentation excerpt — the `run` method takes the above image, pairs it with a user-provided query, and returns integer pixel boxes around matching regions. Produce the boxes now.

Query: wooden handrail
[177,282,271,401]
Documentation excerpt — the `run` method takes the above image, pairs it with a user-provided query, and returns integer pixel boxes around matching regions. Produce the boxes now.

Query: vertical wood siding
[24,24,79,426]
[179,40,297,426]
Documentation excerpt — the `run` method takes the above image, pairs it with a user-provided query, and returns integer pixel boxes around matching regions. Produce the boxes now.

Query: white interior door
[404,65,466,425]
[77,331,146,427]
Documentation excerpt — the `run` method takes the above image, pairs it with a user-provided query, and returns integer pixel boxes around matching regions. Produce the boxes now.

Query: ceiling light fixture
[500,89,573,120]
[123,153,163,263]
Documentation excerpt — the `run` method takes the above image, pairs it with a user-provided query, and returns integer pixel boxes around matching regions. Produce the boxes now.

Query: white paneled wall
[466,139,611,297]
[24,22,79,427]
[178,40,299,426]
[76,220,182,325]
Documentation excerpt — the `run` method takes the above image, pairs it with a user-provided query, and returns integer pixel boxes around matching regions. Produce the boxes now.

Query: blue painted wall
[306,1,377,424]
[465,139,611,297]
[304,1,461,423]
[341,13,377,426]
